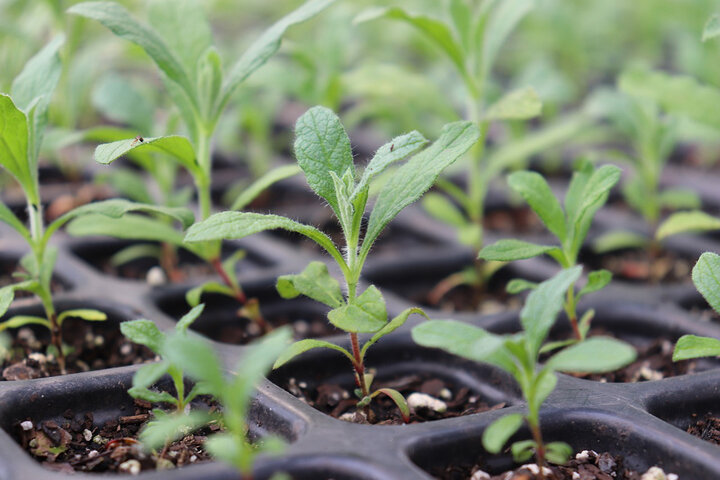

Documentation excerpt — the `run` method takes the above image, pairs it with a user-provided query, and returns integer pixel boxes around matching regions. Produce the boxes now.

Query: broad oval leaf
[121,319,164,353]
[693,252,720,315]
[328,285,386,333]
[293,106,354,215]
[508,170,565,240]
[276,261,343,308]
[482,413,524,454]
[479,239,561,262]
[673,334,720,361]
[546,337,636,373]
[411,320,503,363]
[656,211,720,241]
[362,121,480,258]
[273,338,353,369]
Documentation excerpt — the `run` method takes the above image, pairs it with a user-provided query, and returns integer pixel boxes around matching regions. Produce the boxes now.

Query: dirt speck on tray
[17,399,219,473]
[687,413,720,445]
[434,449,677,480]
[283,373,506,425]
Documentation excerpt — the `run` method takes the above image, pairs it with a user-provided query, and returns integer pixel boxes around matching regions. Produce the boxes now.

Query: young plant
[356,0,593,305]
[140,327,292,478]
[412,267,636,476]
[66,0,335,330]
[0,37,194,372]
[121,304,209,414]
[673,252,720,363]
[183,106,480,422]
[478,162,621,342]
[590,68,720,255]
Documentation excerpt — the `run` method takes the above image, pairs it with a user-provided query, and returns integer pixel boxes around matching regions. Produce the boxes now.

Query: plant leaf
[273,338,354,369]
[66,214,186,246]
[506,279,538,294]
[692,252,720,315]
[176,304,205,333]
[673,334,720,361]
[577,269,611,299]
[485,87,542,120]
[411,320,504,364]
[592,230,649,254]
[507,170,565,240]
[57,309,107,327]
[139,410,214,450]
[362,121,479,258]
[479,239,561,262]
[121,319,164,353]
[481,0,534,78]
[361,307,427,358]
[185,281,236,307]
[422,192,466,228]
[276,261,343,308]
[217,0,335,114]
[658,188,701,210]
[545,442,573,465]
[0,94,33,202]
[327,285,386,333]
[0,203,31,242]
[92,74,153,132]
[293,106,354,215]
[352,131,428,199]
[510,439,536,462]
[372,388,410,423]
[93,135,200,177]
[656,211,720,241]
[547,337,637,373]
[230,164,301,211]
[482,413,524,454]
[704,14,720,41]
[521,267,582,357]
[163,334,225,394]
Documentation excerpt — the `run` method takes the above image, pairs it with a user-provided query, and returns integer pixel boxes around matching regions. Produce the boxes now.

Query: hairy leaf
[276,261,343,308]
[121,319,164,353]
[361,308,427,357]
[93,135,200,177]
[327,285,386,333]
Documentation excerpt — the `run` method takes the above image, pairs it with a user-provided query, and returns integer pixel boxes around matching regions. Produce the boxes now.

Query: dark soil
[1,319,155,381]
[16,398,218,474]
[282,373,506,425]
[434,449,671,480]
[687,413,720,445]
[483,206,544,235]
[582,248,692,284]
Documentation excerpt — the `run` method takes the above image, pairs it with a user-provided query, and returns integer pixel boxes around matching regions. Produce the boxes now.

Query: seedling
[0,37,194,372]
[121,304,210,414]
[478,162,620,342]
[355,1,593,308]
[139,327,292,478]
[184,106,480,422]
[67,0,335,330]
[590,69,720,255]
[673,252,720,363]
[413,267,636,476]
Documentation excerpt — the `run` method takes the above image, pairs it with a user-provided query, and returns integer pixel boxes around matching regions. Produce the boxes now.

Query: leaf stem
[530,419,547,480]
[210,257,270,333]
[564,287,581,340]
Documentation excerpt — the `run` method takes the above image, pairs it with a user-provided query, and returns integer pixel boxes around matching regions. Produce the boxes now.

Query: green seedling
[0,37,194,372]
[478,162,620,342]
[140,327,292,478]
[121,304,210,414]
[356,0,592,306]
[67,0,335,330]
[589,68,720,255]
[673,252,720,363]
[413,267,636,477]
[183,106,480,422]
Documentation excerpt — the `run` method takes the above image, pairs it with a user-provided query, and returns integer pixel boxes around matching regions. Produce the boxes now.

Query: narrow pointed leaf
[93,135,200,176]
[176,304,205,332]
[273,339,354,369]
[577,270,611,298]
[479,239,561,262]
[230,164,301,211]
[507,170,565,240]
[592,230,649,254]
[485,87,542,120]
[186,282,236,307]
[656,211,720,241]
[57,309,107,326]
[0,316,51,331]
[0,203,30,242]
[66,214,185,246]
[372,388,410,422]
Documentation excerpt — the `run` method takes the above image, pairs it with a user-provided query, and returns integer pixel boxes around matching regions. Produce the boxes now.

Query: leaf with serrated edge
[483,413,524,454]
[328,285,386,333]
[276,262,343,308]
[693,253,720,315]
[656,211,720,241]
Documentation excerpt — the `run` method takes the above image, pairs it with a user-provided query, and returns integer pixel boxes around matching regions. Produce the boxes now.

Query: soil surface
[1,320,155,381]
[282,373,506,425]
[583,248,691,284]
[17,398,218,474]
[687,413,720,445]
[434,449,676,480]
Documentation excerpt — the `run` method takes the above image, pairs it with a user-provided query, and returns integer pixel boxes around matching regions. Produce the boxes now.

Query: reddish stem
[209,258,270,333]
[531,423,547,480]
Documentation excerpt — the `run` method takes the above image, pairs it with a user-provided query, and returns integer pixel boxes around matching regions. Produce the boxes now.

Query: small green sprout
[478,162,620,343]
[141,326,292,478]
[673,252,720,362]
[184,106,480,422]
[0,37,193,372]
[121,304,210,413]
[67,0,335,331]
[412,267,636,477]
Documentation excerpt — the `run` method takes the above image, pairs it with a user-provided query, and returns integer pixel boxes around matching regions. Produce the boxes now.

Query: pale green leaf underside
[485,87,542,121]
[656,211,720,241]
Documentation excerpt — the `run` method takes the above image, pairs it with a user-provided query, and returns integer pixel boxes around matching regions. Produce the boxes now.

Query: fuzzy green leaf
[273,338,353,369]
[121,319,164,353]
[692,252,720,315]
[673,334,720,361]
[508,171,565,240]
[656,211,720,241]
[361,308,427,358]
[547,337,637,373]
[482,413,524,454]
[362,121,479,257]
[328,286,386,333]
[352,131,428,199]
[276,261,343,308]
[93,135,200,177]
[522,267,582,357]
[293,106,354,214]
[230,164,301,211]
[479,239,561,262]
[485,87,542,120]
